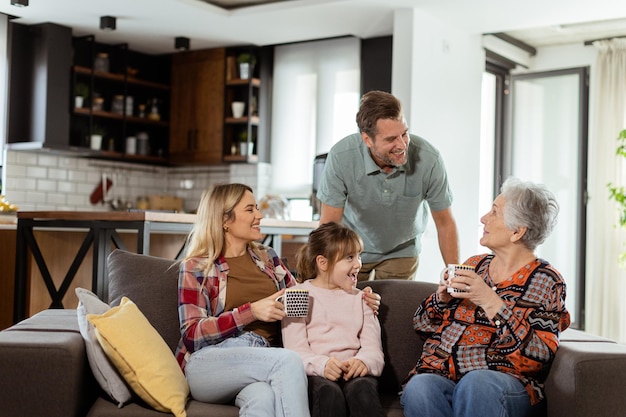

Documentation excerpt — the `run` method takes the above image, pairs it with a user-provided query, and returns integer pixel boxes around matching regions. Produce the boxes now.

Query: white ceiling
[2,0,626,54]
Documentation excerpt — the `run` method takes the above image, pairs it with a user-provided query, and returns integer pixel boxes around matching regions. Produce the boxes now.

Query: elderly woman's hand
[435,282,454,304]
[448,269,504,319]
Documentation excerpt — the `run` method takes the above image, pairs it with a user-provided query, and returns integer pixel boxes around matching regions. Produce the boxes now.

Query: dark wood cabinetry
[7,22,272,167]
[70,37,171,164]
[222,46,272,163]
[169,48,225,165]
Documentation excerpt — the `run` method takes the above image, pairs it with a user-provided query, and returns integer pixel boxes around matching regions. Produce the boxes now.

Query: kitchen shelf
[226,78,261,87]
[70,36,171,157]
[74,66,170,90]
[73,107,169,126]
[224,116,260,125]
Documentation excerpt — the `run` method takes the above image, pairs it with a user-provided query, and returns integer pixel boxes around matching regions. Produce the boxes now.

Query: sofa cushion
[76,287,133,407]
[545,340,626,417]
[357,279,438,394]
[107,249,181,352]
[87,397,240,417]
[87,297,189,417]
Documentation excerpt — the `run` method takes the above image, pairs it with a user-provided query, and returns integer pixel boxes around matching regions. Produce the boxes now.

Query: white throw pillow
[75,287,133,407]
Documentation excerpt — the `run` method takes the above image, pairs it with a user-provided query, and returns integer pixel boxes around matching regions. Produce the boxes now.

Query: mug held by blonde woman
[276,288,309,317]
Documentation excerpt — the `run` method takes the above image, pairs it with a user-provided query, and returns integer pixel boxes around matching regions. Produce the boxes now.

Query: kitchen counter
[14,211,197,323]
[11,211,318,323]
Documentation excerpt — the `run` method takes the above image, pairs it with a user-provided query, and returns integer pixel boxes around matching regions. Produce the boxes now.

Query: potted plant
[236,52,257,80]
[238,130,249,156]
[607,128,626,266]
[74,83,89,108]
[90,125,106,151]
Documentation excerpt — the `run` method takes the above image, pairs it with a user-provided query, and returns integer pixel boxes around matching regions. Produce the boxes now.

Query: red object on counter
[89,177,113,205]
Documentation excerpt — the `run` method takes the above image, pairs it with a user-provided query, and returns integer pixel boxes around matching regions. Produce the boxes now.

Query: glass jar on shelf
[94,53,110,72]
[92,97,104,112]
[112,95,124,115]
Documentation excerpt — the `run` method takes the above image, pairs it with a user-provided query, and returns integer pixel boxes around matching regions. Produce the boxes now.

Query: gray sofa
[1,249,626,417]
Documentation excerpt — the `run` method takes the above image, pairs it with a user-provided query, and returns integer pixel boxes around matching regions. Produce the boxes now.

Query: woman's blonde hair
[184,183,253,269]
[296,222,363,281]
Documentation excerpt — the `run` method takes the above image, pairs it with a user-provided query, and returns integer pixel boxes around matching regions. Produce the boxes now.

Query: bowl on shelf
[126,67,139,77]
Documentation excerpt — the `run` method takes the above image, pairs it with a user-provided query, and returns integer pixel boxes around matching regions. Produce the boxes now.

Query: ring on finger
[465,285,471,291]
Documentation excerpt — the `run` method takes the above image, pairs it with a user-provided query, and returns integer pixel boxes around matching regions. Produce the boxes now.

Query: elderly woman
[400,177,571,417]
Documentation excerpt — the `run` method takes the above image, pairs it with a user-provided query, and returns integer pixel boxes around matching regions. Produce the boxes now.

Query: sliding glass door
[504,67,589,328]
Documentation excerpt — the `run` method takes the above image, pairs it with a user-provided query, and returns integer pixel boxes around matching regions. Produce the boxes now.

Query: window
[269,37,361,200]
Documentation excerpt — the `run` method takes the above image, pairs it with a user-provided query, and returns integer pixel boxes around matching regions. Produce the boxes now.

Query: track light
[100,16,116,31]
[175,37,190,51]
[10,0,28,6]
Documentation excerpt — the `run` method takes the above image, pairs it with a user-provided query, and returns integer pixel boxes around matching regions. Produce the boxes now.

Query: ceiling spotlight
[175,37,190,51]
[100,16,116,31]
[10,0,28,6]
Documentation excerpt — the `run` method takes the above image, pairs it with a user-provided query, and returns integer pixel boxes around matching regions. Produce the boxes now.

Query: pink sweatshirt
[281,280,384,377]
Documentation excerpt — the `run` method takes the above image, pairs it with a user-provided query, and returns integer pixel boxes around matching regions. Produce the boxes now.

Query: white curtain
[586,39,626,342]
[269,37,360,199]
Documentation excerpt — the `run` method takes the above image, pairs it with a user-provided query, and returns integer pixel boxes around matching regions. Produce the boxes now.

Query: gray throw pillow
[75,287,133,407]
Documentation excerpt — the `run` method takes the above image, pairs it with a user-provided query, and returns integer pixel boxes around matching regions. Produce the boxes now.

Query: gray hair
[500,177,559,250]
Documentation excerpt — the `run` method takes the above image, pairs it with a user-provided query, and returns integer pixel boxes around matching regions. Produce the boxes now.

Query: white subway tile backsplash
[11,178,37,190]
[58,157,79,169]
[48,168,68,181]
[26,166,47,178]
[25,191,47,203]
[57,181,77,193]
[4,150,269,212]
[38,154,59,167]
[5,163,26,177]
[46,192,67,205]
[37,179,57,192]
[15,152,38,165]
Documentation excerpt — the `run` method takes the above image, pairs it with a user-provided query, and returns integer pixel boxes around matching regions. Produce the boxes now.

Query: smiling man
[317,90,459,281]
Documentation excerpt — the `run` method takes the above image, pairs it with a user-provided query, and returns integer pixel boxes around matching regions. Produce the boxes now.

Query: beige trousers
[358,256,419,281]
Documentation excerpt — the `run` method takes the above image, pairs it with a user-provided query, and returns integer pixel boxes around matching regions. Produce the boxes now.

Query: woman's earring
[223,226,229,232]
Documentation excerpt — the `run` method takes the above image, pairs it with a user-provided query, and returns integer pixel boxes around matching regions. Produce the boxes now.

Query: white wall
[392,9,485,283]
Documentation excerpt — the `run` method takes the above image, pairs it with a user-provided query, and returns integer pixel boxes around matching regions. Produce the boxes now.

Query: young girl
[281,222,385,417]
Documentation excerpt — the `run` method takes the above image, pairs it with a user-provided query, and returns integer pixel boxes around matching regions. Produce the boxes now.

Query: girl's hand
[362,286,381,315]
[324,357,348,381]
[250,289,287,322]
[343,358,368,380]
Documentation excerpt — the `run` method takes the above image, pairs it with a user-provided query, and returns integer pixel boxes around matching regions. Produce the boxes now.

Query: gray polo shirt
[317,133,453,263]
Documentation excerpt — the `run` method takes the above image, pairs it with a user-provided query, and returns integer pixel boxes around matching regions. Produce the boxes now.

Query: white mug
[276,288,309,317]
[440,264,474,293]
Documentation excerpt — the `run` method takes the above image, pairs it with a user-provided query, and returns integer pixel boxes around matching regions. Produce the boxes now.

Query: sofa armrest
[545,341,626,417]
[0,310,97,417]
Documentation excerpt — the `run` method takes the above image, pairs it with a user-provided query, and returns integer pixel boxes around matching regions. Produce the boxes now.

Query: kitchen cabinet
[222,46,273,163]
[6,22,171,165]
[169,48,225,165]
[70,36,171,164]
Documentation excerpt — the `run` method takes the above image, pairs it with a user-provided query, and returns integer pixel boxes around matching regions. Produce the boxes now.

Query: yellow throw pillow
[87,297,189,417]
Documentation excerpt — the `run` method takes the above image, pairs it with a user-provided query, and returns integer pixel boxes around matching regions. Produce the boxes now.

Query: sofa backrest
[107,249,182,352]
[106,250,438,394]
[358,279,437,394]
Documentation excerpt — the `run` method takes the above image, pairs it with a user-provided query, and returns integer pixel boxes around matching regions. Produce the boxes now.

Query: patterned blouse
[409,254,571,405]
[174,243,296,371]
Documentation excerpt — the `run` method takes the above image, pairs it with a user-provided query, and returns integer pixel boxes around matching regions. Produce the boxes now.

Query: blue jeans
[400,370,533,417]
[185,332,310,417]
